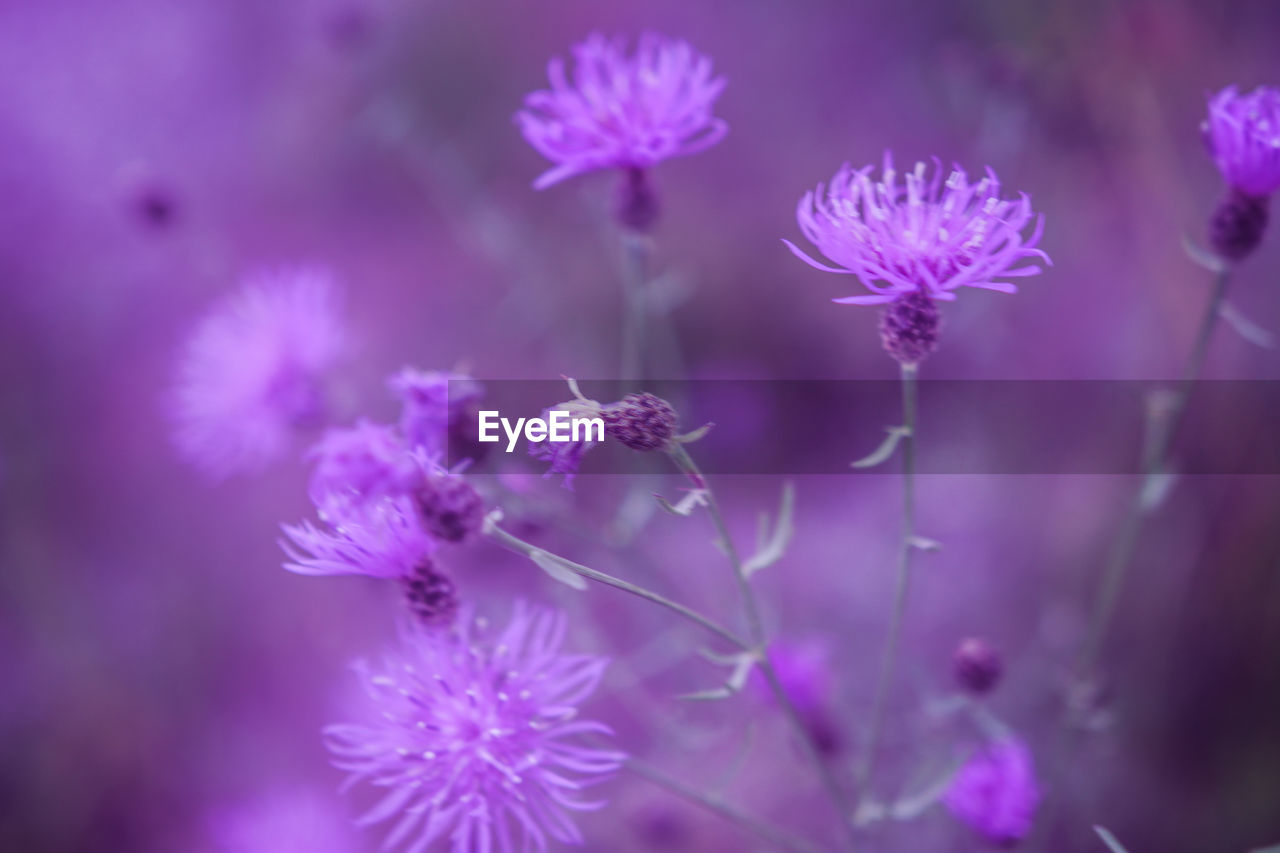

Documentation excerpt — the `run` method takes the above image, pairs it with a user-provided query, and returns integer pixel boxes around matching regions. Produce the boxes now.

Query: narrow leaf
[1220,300,1275,349]
[656,488,710,517]
[852,425,910,469]
[742,483,796,577]
[1181,235,1227,273]
[529,550,588,591]
[1094,826,1130,853]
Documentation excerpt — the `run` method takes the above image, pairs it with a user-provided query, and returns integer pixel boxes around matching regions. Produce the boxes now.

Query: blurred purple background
[3,1,1280,850]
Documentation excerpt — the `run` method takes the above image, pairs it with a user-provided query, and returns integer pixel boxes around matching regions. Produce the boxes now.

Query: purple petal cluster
[325,603,625,852]
[389,368,485,457]
[1202,85,1280,198]
[307,419,419,513]
[281,496,434,579]
[516,32,727,189]
[944,738,1041,845]
[785,156,1049,305]
[172,268,345,477]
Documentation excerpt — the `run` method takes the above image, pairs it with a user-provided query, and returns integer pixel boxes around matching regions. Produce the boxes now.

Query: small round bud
[879,289,940,365]
[604,392,678,451]
[416,474,486,543]
[402,561,457,626]
[953,637,1002,694]
[616,167,660,233]
[1210,188,1269,261]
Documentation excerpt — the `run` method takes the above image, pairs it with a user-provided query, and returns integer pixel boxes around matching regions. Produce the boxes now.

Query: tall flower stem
[619,231,651,385]
[626,757,823,853]
[486,522,749,652]
[854,362,919,800]
[1076,267,1231,677]
[667,444,859,851]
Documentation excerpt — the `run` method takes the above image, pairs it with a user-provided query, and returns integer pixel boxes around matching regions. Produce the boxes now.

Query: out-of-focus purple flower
[944,738,1040,845]
[516,32,728,190]
[172,269,345,478]
[752,639,833,714]
[784,155,1049,305]
[750,639,843,756]
[388,367,484,458]
[1202,85,1280,198]
[412,468,487,544]
[280,496,433,579]
[306,420,417,513]
[325,603,625,852]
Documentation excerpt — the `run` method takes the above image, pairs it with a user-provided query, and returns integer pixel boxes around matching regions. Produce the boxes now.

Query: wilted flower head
[307,420,417,513]
[172,269,345,478]
[516,32,728,190]
[945,738,1040,845]
[529,379,608,488]
[389,368,485,458]
[784,155,1049,305]
[325,602,625,852]
[281,496,433,579]
[1202,85,1280,198]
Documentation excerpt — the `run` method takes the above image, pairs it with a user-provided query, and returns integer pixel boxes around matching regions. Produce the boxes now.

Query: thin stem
[1076,266,1231,676]
[667,444,859,851]
[620,231,650,385]
[485,523,750,652]
[626,757,823,853]
[854,362,919,799]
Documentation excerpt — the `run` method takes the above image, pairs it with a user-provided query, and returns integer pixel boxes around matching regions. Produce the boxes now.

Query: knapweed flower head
[953,637,1003,695]
[307,420,418,514]
[413,467,487,544]
[390,368,485,458]
[325,602,625,852]
[172,268,345,478]
[516,32,728,190]
[784,155,1049,305]
[401,559,459,627]
[945,737,1040,845]
[281,496,434,579]
[603,392,678,451]
[1202,85,1280,198]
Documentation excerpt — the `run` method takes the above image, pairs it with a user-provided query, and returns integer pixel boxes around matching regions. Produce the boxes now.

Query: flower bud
[879,289,940,365]
[604,392,678,451]
[953,637,1002,694]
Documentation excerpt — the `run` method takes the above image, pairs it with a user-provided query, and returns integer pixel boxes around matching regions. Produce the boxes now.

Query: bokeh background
[3,0,1280,850]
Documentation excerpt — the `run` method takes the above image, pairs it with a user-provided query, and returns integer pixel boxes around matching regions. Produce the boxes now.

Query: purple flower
[413,468,487,544]
[1202,85,1280,198]
[172,268,345,478]
[603,392,678,451]
[945,738,1040,845]
[325,603,625,852]
[516,32,728,190]
[389,368,484,457]
[784,155,1049,305]
[307,420,418,513]
[280,496,433,579]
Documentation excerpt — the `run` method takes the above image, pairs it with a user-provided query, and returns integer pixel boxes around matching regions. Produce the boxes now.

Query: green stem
[667,444,859,851]
[625,757,823,853]
[620,232,650,386]
[485,523,749,652]
[1077,266,1230,676]
[853,362,919,801]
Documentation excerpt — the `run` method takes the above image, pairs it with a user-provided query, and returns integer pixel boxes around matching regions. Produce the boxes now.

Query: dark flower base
[1210,188,1269,261]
